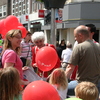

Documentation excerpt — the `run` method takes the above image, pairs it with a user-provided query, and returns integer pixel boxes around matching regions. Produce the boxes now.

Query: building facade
[42,0,100,46]
[0,0,11,19]
[0,0,100,46]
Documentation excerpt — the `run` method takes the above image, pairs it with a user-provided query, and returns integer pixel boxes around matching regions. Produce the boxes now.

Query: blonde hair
[0,67,22,100]
[75,81,98,100]
[49,68,68,90]
[3,29,22,54]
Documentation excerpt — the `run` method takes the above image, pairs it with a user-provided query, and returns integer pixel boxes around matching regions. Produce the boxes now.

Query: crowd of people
[0,23,100,100]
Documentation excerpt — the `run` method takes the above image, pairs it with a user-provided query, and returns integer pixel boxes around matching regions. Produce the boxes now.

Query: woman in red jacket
[31,31,61,78]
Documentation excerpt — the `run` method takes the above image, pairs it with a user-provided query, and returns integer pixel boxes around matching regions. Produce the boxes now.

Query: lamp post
[42,0,66,45]
[50,8,56,46]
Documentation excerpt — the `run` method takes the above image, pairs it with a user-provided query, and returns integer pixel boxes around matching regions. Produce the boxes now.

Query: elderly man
[66,25,100,96]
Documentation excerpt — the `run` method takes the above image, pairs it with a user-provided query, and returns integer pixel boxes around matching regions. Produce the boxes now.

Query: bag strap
[26,45,30,58]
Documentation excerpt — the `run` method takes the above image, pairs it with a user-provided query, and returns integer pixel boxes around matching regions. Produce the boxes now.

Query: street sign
[24,15,29,21]
[38,10,45,18]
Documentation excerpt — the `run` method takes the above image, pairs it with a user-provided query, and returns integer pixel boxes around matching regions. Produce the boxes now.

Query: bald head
[75,25,89,37]
[74,25,90,43]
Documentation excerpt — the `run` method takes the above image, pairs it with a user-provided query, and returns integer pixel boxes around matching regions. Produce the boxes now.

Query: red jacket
[32,43,61,78]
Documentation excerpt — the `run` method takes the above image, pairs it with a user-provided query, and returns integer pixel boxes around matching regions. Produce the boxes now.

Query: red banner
[38,10,45,18]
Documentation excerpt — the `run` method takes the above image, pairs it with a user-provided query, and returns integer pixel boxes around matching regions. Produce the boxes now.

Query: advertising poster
[55,9,63,23]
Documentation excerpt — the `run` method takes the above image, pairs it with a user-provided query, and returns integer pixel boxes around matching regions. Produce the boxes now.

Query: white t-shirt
[52,85,68,100]
[61,48,72,63]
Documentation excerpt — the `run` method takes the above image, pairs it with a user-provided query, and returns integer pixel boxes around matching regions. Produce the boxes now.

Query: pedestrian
[59,39,66,51]
[56,42,62,60]
[20,31,32,67]
[61,43,72,71]
[0,67,22,100]
[2,29,29,85]
[49,68,68,100]
[73,24,99,49]
[85,24,99,44]
[31,31,61,78]
[71,24,100,80]
[65,25,100,96]
[75,81,98,100]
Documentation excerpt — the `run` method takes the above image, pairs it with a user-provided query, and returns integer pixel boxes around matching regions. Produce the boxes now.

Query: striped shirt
[20,40,32,59]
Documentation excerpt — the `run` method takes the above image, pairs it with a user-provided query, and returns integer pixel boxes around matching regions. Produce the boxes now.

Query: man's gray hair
[67,43,72,48]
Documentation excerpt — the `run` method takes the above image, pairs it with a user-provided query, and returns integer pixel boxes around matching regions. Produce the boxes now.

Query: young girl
[49,68,68,100]
[0,67,22,100]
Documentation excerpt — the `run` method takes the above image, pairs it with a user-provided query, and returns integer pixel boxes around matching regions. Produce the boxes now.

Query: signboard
[25,15,29,21]
[44,9,63,24]
[38,10,45,18]
[55,9,62,23]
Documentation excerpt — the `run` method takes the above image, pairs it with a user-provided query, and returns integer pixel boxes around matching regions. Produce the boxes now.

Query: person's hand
[22,66,29,71]
[33,63,37,67]
[20,79,30,85]
[23,80,30,85]
[46,74,51,82]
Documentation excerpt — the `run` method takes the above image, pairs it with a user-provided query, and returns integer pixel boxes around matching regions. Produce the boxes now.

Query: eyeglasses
[35,40,43,44]
[13,36,22,40]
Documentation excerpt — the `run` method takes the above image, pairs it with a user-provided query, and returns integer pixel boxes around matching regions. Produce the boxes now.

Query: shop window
[0,13,2,17]
[3,12,6,16]
[32,2,37,12]
[0,5,7,17]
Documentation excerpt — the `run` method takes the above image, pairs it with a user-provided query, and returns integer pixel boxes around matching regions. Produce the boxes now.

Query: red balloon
[23,81,60,100]
[0,19,9,39]
[0,19,6,33]
[4,15,19,30]
[17,26,27,38]
[36,46,58,71]
[1,29,8,39]
[18,23,23,26]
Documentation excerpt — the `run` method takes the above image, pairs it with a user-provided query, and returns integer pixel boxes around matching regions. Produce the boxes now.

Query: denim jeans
[97,80,100,95]
[67,80,100,97]
[67,80,78,96]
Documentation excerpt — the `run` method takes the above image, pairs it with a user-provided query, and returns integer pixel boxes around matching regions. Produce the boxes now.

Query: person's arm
[65,64,75,79]
[4,62,14,68]
[61,50,64,62]
[32,47,37,67]
[4,62,29,85]
[20,79,30,85]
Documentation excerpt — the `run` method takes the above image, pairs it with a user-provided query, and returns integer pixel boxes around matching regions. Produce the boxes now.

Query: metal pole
[28,20,30,31]
[50,8,56,46]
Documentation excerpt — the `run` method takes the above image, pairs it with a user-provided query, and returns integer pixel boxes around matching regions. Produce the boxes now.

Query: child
[49,68,68,100]
[75,81,98,100]
[0,67,22,100]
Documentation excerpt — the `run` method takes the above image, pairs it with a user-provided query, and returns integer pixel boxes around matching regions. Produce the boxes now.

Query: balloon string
[42,71,44,80]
